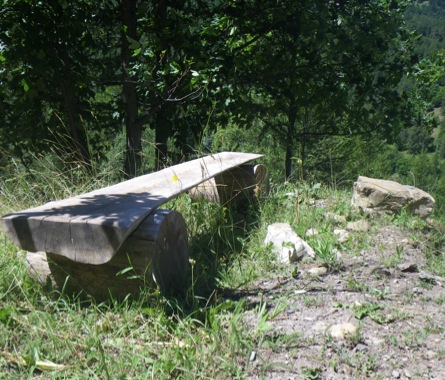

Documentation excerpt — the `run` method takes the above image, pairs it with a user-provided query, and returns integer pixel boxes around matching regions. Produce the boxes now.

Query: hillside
[406,0,445,110]
[406,0,445,56]
[1,181,445,378]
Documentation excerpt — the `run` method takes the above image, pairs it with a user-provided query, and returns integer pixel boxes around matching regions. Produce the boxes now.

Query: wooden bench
[0,152,264,300]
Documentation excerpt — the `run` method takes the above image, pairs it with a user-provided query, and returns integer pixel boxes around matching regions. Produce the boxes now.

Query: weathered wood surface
[189,164,269,203]
[1,152,262,265]
[26,209,189,300]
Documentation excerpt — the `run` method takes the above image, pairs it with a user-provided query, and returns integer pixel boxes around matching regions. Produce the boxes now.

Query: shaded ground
[237,221,445,379]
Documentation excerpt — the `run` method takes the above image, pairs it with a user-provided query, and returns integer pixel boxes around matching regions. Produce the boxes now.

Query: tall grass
[2,149,445,378]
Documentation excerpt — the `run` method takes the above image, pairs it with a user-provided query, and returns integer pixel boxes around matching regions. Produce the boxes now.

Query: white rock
[346,220,370,232]
[306,228,318,237]
[325,212,347,224]
[334,229,350,243]
[264,223,315,264]
[333,248,342,260]
[329,323,358,340]
[307,266,328,276]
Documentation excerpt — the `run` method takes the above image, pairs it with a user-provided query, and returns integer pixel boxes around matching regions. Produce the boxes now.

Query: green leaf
[0,307,13,324]
[116,267,133,276]
[126,35,140,50]
[354,303,383,320]
[21,79,29,92]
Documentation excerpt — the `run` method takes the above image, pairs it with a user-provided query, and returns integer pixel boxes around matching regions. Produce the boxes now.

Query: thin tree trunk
[153,0,170,171]
[57,46,91,168]
[285,97,297,181]
[155,109,169,170]
[121,0,141,178]
[300,106,310,179]
[285,123,293,181]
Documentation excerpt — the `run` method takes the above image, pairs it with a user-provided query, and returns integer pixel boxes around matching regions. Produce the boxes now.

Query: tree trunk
[285,97,297,181]
[121,0,141,178]
[300,106,310,180]
[57,46,91,168]
[155,109,170,170]
[285,123,293,181]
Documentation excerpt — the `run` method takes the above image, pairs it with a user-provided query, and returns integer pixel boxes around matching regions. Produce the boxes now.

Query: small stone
[371,266,391,277]
[249,351,256,362]
[334,229,350,243]
[307,266,328,276]
[333,248,342,260]
[370,337,384,346]
[329,323,358,340]
[424,350,437,360]
[392,369,400,378]
[404,369,412,378]
[306,228,318,237]
[334,215,347,224]
[346,220,370,232]
[397,262,418,273]
[325,212,347,224]
[353,343,368,353]
[412,287,423,294]
[419,271,439,285]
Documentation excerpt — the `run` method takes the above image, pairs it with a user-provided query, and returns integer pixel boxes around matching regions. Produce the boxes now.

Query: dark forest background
[1,0,445,211]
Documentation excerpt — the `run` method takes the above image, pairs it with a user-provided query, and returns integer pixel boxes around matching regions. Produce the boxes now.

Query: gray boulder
[352,176,434,218]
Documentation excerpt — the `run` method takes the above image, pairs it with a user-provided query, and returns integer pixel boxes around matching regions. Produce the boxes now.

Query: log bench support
[26,209,188,300]
[189,164,269,204]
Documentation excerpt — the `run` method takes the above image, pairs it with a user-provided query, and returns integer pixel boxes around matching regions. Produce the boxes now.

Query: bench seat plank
[1,152,262,264]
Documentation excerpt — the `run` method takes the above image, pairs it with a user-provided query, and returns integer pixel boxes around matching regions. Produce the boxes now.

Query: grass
[2,154,445,378]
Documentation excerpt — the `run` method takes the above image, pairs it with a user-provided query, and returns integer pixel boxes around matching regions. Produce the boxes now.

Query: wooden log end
[25,209,189,300]
[188,164,269,204]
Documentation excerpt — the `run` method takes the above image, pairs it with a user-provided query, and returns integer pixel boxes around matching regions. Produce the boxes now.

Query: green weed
[382,245,405,268]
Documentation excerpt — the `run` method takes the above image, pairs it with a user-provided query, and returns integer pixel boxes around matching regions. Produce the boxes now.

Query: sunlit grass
[1,154,445,378]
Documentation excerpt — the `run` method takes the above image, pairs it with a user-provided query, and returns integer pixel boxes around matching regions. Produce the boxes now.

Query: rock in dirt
[370,266,392,278]
[325,212,347,225]
[334,229,350,243]
[264,223,315,264]
[352,176,435,218]
[307,266,328,276]
[306,228,318,237]
[419,271,442,285]
[397,262,418,273]
[346,220,370,232]
[329,323,358,340]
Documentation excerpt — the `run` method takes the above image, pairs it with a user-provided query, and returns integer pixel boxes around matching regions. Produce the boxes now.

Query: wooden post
[25,209,189,300]
[189,164,269,204]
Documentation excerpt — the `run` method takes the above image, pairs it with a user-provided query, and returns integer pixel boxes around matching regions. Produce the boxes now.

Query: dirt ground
[237,221,445,380]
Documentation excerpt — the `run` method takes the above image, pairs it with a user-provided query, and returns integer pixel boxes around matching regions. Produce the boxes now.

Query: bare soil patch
[238,221,445,379]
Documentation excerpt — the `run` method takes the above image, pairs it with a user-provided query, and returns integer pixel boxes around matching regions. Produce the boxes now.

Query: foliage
[0,0,433,182]
[220,0,416,179]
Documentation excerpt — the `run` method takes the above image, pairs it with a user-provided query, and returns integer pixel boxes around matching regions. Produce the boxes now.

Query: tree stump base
[25,209,189,300]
